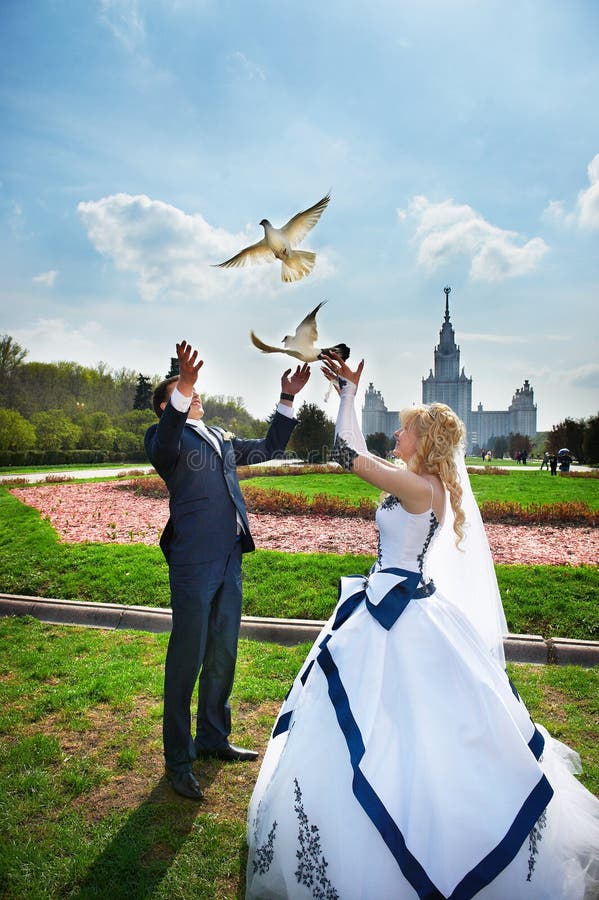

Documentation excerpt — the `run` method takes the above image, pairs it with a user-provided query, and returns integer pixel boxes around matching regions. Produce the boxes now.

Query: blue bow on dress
[332,567,424,631]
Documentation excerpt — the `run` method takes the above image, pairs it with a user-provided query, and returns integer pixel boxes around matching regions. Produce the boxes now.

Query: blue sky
[1,0,598,430]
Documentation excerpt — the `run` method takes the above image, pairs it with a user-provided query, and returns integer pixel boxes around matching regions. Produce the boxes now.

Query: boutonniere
[221,431,236,442]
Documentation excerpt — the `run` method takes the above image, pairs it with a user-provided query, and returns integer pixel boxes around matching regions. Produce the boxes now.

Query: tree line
[0,335,269,464]
[546,415,599,465]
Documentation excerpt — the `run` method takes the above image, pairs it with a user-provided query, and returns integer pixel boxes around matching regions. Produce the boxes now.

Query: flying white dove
[214,193,330,283]
[250,301,350,363]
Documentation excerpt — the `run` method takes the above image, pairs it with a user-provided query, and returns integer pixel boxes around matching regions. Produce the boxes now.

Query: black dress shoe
[197,743,258,762]
[166,768,204,800]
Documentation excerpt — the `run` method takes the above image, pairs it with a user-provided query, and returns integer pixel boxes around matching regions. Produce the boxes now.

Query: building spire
[444,285,451,323]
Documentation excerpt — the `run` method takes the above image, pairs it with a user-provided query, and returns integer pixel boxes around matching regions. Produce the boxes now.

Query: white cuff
[170,385,192,413]
[276,402,294,419]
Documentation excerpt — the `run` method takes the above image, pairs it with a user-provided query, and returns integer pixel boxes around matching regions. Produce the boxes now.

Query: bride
[245,353,599,899]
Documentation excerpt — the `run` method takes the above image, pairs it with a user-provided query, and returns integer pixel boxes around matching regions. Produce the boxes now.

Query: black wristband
[280,392,294,402]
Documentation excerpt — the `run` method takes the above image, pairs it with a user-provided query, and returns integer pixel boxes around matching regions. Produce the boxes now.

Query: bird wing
[213,238,273,269]
[250,331,305,361]
[281,193,330,246]
[292,301,326,348]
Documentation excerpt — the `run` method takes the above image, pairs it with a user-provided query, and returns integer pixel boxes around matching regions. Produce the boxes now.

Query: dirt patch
[31,697,280,824]
[538,684,570,724]
[37,699,163,822]
[189,700,280,821]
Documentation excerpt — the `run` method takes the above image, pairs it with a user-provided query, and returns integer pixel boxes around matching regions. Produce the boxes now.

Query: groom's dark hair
[152,376,179,418]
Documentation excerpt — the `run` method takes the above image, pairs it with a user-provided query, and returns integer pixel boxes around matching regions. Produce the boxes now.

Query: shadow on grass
[72,774,205,899]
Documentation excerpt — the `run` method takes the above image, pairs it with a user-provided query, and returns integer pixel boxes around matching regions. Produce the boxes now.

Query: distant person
[550,454,558,476]
[521,450,528,465]
[540,451,549,471]
[481,448,487,461]
[559,452,573,472]
[145,340,309,801]
[485,450,492,462]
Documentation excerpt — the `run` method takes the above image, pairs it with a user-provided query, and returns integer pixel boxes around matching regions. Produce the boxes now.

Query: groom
[145,340,310,800]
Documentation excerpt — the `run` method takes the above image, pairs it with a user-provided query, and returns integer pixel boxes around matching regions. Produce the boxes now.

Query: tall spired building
[420,286,536,450]
[362,286,537,450]
[422,287,472,440]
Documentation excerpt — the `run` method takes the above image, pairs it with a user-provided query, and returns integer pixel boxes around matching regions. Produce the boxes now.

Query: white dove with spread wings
[250,302,350,363]
[214,193,330,283]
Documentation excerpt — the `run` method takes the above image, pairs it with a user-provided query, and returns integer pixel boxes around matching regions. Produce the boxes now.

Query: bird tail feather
[250,331,278,353]
[281,250,316,283]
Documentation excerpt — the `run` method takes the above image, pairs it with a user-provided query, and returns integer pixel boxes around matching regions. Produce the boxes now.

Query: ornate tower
[422,287,472,441]
[508,380,537,436]
[362,382,399,438]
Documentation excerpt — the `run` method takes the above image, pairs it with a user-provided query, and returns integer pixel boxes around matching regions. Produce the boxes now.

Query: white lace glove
[335,379,369,454]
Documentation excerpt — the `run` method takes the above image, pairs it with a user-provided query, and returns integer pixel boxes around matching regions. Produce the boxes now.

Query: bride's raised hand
[321,350,364,388]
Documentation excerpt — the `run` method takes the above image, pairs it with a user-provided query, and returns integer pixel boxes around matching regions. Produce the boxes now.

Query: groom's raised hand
[176,340,204,396]
[281,362,311,398]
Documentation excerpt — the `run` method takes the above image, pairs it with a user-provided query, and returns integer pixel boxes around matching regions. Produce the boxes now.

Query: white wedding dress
[246,387,599,900]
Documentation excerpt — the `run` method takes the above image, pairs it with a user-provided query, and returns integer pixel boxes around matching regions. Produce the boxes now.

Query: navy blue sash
[333,567,428,632]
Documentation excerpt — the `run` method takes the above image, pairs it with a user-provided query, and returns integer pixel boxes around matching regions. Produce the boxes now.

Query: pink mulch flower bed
[10,481,599,566]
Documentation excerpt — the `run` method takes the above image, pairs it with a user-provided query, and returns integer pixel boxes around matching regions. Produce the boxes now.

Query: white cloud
[542,199,573,226]
[11,318,108,364]
[77,193,333,301]
[543,152,599,229]
[459,331,568,344]
[98,0,145,51]
[577,153,599,228]
[32,270,58,287]
[568,362,599,390]
[458,332,530,344]
[397,195,549,281]
[229,51,266,81]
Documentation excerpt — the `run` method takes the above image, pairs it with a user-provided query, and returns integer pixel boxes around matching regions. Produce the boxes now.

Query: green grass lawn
[244,470,599,510]
[0,488,599,640]
[1,487,598,639]
[0,616,597,899]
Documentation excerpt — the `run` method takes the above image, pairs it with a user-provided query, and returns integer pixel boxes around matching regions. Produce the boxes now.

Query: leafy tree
[489,435,508,459]
[289,402,335,462]
[166,357,180,378]
[113,429,142,454]
[366,431,394,458]
[0,335,27,403]
[7,360,139,418]
[133,373,153,410]
[582,414,599,465]
[115,409,156,436]
[77,411,117,450]
[547,417,586,462]
[530,431,548,458]
[509,432,532,460]
[31,410,81,451]
[0,409,36,451]
[203,394,267,438]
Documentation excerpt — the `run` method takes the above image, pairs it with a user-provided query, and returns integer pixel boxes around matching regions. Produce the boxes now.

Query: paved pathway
[0,464,155,483]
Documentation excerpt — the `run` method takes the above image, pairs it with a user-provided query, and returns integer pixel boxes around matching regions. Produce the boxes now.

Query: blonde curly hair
[399,402,466,546]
